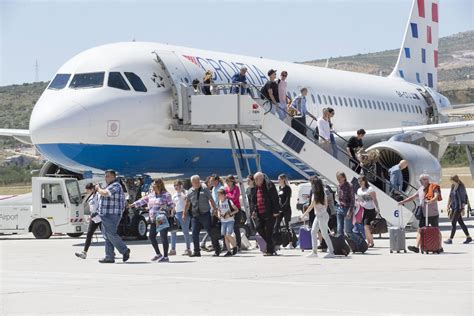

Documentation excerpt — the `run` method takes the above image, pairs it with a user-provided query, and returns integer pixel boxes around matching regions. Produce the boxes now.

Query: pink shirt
[225,185,241,209]
[278,79,287,104]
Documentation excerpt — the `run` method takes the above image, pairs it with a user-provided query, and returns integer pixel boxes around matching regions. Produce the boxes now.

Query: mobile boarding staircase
[172,83,417,227]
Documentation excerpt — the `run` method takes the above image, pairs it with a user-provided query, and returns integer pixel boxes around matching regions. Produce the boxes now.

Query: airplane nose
[29,97,90,146]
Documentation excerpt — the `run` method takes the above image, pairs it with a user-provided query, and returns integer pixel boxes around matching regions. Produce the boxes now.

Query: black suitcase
[345,232,368,253]
[329,235,350,256]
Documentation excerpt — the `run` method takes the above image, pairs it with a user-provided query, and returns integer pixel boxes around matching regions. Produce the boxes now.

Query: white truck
[0,177,87,239]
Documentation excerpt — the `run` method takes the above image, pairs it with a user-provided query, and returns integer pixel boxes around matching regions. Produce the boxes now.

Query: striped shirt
[97,181,126,216]
[132,191,174,217]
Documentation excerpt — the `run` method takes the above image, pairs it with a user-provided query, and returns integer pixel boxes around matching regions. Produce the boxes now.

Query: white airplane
[1,0,473,188]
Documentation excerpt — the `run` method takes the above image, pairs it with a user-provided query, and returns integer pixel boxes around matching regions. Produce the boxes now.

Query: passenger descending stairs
[174,88,413,227]
[244,108,413,227]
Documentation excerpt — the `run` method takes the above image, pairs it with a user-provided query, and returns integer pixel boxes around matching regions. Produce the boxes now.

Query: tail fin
[390,0,439,90]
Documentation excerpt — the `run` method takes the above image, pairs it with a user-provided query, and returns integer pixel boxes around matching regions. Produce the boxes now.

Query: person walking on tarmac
[250,172,280,256]
[96,170,130,263]
[131,178,175,263]
[183,175,222,257]
[75,183,101,259]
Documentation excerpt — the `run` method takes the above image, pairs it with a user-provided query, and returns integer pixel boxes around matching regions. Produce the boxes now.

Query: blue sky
[1,0,472,86]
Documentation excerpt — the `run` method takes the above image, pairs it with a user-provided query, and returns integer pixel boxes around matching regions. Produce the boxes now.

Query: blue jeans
[336,207,353,237]
[171,212,191,250]
[101,214,128,260]
[191,212,220,254]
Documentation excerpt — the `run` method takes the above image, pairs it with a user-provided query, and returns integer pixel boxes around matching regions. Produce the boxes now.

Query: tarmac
[1,211,473,315]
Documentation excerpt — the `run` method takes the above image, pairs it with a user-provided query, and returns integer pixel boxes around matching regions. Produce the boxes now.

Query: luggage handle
[398,204,404,229]
[425,203,429,227]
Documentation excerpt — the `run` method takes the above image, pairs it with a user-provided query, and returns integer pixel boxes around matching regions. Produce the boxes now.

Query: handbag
[353,205,364,225]
[155,212,170,232]
[370,214,388,235]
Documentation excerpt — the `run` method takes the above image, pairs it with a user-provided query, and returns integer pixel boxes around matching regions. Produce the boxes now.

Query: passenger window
[69,72,105,89]
[403,104,407,112]
[108,72,130,90]
[41,183,64,204]
[124,72,147,92]
[358,99,363,108]
[376,101,381,110]
[344,97,348,107]
[323,95,327,105]
[363,100,367,109]
[311,94,316,103]
[338,97,343,106]
[368,100,372,109]
[328,96,333,105]
[332,96,337,106]
[349,98,353,107]
[391,103,395,111]
[317,95,322,104]
[48,74,71,90]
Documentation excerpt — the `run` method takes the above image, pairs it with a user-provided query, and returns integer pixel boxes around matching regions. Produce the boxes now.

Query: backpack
[260,83,270,100]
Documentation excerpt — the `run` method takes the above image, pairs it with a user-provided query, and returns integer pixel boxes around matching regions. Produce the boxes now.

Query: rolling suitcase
[255,234,267,253]
[389,206,407,253]
[420,205,442,254]
[345,232,368,253]
[329,235,350,256]
[299,224,312,251]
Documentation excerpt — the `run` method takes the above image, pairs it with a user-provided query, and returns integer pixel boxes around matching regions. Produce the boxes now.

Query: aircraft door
[153,50,195,119]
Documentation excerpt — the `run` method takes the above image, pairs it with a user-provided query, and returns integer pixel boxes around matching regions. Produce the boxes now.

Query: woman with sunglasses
[170,180,192,256]
[131,178,174,262]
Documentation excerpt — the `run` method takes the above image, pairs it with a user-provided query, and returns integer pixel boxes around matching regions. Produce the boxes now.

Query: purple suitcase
[255,234,267,253]
[299,225,312,251]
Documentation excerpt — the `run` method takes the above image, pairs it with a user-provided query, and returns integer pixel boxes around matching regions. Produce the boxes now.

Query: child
[217,188,239,256]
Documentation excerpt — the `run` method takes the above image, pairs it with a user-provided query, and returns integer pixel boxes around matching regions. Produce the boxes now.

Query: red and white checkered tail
[390,0,439,90]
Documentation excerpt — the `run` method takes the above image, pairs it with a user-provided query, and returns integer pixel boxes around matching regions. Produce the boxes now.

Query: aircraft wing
[0,129,32,145]
[339,121,474,144]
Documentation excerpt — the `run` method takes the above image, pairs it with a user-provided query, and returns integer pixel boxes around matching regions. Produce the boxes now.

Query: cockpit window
[48,74,71,90]
[69,72,105,89]
[108,72,130,90]
[124,72,147,92]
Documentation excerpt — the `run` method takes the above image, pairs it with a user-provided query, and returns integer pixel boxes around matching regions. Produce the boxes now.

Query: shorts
[362,208,377,225]
[419,215,439,228]
[221,221,235,236]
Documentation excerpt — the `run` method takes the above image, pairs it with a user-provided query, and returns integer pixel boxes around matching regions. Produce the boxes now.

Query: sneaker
[306,252,318,258]
[444,239,453,244]
[463,237,472,244]
[200,245,209,252]
[223,251,233,257]
[158,257,169,263]
[317,245,324,250]
[190,252,201,257]
[182,249,192,256]
[151,254,163,262]
[408,246,419,253]
[323,253,336,259]
[98,258,115,263]
[169,250,176,256]
[122,249,131,262]
[75,251,87,259]
[232,247,238,255]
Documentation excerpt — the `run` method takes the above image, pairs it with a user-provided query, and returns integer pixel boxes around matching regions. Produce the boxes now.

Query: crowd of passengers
[75,168,471,263]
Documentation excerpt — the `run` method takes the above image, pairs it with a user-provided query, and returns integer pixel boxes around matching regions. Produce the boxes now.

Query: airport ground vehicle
[0,177,148,239]
[0,177,87,239]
